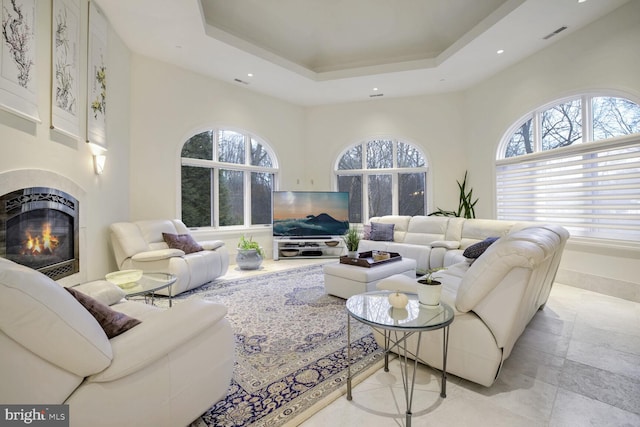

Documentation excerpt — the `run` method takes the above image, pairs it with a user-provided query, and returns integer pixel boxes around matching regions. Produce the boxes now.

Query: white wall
[462,2,640,300]
[126,2,639,300]
[304,94,468,213]
[0,2,131,280]
[128,55,307,221]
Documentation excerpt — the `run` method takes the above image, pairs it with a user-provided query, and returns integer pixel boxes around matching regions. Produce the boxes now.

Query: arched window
[496,94,640,241]
[180,128,278,228]
[335,138,428,223]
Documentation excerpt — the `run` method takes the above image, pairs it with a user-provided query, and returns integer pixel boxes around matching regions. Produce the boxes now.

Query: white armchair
[0,257,234,427]
[109,219,229,296]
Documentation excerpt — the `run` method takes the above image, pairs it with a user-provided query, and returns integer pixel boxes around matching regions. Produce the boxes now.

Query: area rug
[161,264,383,427]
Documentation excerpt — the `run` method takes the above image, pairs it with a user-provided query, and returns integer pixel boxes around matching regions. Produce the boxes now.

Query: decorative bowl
[280,249,300,257]
[105,269,143,289]
[325,241,339,247]
[372,250,391,261]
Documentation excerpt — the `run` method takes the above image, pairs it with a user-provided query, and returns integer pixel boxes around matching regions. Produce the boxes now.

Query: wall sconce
[93,154,106,175]
[87,142,107,175]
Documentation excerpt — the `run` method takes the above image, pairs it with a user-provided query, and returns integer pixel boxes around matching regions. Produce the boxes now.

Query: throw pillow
[362,224,371,240]
[162,232,203,254]
[370,222,395,241]
[463,237,499,259]
[65,287,141,339]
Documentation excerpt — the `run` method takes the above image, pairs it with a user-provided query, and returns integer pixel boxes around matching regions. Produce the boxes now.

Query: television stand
[273,237,346,260]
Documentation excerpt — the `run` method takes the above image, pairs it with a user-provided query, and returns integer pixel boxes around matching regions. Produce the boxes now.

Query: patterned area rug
[162,264,383,427]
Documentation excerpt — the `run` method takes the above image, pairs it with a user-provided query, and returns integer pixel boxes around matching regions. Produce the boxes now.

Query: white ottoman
[323,258,417,299]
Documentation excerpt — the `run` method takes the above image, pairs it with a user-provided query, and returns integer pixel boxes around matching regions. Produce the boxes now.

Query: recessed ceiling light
[497,49,505,54]
[578,0,587,3]
[372,87,379,91]
[247,73,253,77]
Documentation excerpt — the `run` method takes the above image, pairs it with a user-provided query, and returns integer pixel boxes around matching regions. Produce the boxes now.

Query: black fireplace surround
[0,187,79,280]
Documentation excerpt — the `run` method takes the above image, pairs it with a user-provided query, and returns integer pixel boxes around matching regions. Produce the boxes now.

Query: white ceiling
[94,0,629,106]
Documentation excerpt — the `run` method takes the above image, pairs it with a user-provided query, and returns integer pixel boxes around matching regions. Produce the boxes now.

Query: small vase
[417,280,442,306]
[236,249,263,270]
[347,250,358,258]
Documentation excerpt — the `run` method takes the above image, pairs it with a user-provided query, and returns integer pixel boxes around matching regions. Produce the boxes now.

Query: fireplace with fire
[0,187,79,280]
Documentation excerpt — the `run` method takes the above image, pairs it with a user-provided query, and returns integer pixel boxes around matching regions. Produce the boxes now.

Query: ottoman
[323,258,417,299]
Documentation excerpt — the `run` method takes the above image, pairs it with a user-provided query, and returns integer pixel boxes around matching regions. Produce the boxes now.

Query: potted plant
[342,226,360,258]
[416,267,446,306]
[236,235,264,270]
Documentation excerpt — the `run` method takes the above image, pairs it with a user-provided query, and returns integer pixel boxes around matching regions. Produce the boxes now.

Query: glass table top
[118,272,176,297]
[346,290,454,331]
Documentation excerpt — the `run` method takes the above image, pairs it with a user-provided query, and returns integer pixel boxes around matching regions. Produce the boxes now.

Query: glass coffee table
[120,272,176,307]
[346,290,454,427]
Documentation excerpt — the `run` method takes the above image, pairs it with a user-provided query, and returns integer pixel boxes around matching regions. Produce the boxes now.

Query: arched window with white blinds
[496,94,640,242]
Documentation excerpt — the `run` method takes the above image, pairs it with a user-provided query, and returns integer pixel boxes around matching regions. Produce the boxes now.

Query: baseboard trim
[556,268,640,303]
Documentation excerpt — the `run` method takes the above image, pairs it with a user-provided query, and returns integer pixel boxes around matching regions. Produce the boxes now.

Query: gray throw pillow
[463,237,499,259]
[65,287,141,339]
[162,232,203,254]
[370,222,395,241]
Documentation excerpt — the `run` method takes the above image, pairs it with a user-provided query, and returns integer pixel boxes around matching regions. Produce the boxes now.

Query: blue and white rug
[166,264,383,427]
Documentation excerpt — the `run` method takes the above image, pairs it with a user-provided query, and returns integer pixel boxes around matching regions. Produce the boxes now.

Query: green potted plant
[236,235,264,270]
[416,267,446,306]
[342,226,360,258]
[428,171,479,219]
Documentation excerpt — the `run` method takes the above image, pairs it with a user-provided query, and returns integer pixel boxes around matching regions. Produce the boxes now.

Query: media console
[273,237,346,261]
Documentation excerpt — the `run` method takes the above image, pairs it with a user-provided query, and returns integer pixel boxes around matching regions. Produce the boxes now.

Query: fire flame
[24,223,59,255]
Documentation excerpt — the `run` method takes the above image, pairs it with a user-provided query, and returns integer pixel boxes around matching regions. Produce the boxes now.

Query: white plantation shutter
[496,136,640,241]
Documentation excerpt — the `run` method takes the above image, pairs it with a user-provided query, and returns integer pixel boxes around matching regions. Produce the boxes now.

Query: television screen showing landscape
[272,191,350,237]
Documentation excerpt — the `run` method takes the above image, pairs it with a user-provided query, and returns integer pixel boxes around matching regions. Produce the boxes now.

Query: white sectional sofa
[110,219,229,296]
[0,257,234,427]
[359,215,534,275]
[371,219,569,387]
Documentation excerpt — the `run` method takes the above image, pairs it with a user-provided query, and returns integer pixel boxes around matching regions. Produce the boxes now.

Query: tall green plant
[429,171,479,218]
[456,171,478,219]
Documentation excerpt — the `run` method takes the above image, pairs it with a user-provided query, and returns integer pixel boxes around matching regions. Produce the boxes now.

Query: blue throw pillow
[463,237,499,259]
[370,222,395,241]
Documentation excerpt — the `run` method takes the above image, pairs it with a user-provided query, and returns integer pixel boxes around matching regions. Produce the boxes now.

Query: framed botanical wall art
[51,0,80,139]
[0,0,39,122]
[86,1,106,147]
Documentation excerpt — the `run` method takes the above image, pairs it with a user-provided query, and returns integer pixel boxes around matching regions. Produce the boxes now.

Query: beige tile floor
[232,260,640,426]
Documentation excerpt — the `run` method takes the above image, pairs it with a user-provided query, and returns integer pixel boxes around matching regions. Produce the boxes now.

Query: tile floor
[300,280,640,426]
[230,260,640,426]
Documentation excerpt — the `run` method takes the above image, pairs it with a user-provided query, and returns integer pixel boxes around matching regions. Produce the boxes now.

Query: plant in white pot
[342,226,360,258]
[416,268,446,306]
[236,235,264,270]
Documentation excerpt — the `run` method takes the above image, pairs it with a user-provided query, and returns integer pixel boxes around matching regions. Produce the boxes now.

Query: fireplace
[0,187,79,280]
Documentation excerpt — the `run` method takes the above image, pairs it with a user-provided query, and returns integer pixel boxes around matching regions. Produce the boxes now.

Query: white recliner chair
[109,219,229,296]
[0,257,234,426]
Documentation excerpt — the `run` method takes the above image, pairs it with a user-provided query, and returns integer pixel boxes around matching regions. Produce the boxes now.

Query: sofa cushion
[0,258,112,376]
[65,287,141,339]
[370,222,395,241]
[71,280,125,306]
[162,232,203,254]
[463,237,499,259]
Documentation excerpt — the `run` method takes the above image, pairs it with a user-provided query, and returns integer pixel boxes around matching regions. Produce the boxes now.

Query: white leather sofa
[110,219,229,296]
[359,215,534,275]
[0,257,234,427]
[376,224,569,387]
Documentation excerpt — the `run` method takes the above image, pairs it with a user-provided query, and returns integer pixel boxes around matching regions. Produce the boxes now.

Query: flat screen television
[272,191,350,238]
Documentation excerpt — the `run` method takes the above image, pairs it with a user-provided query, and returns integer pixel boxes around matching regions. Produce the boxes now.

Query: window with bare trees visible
[336,139,428,223]
[497,94,640,242]
[180,129,278,228]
